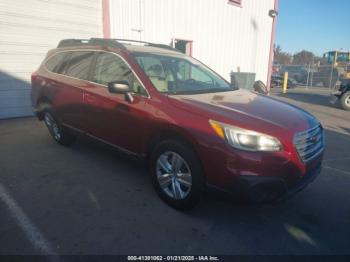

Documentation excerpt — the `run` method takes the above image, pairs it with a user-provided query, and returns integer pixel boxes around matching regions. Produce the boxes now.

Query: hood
[168,89,318,134]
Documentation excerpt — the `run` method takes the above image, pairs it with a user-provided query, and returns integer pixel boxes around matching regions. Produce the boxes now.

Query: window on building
[174,39,193,56]
[228,0,242,7]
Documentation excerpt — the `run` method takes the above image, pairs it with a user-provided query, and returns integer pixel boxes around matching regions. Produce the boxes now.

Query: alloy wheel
[156,151,192,200]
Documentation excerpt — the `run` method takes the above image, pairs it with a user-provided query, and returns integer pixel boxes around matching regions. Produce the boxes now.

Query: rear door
[83,51,150,153]
[52,51,95,131]
[32,51,67,109]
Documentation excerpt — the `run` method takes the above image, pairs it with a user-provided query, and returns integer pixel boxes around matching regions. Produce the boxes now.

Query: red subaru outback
[31,38,325,209]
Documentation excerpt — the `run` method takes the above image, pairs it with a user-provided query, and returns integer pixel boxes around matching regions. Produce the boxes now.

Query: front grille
[294,125,325,162]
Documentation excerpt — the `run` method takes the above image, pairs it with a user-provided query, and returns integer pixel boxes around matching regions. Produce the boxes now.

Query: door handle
[84,93,102,113]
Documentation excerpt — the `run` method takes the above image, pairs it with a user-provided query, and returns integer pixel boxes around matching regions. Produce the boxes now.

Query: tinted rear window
[65,51,94,80]
[45,52,67,73]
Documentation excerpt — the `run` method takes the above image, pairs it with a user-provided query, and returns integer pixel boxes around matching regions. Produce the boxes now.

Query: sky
[275,0,350,56]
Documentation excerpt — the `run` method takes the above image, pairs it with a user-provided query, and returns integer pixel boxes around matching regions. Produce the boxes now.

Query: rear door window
[65,51,95,80]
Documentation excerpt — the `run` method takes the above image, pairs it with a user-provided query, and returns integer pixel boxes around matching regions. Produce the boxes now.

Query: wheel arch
[145,126,206,179]
[36,96,52,120]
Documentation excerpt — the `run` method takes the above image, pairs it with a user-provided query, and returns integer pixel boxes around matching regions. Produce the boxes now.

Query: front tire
[43,111,77,146]
[341,91,350,111]
[149,139,204,210]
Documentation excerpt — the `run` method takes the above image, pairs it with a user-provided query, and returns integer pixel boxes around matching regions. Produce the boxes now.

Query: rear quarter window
[45,52,68,73]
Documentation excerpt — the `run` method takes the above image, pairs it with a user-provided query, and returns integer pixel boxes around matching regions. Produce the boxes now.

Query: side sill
[61,123,145,159]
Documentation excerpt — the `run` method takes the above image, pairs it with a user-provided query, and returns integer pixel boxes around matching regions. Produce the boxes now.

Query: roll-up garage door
[0,0,102,118]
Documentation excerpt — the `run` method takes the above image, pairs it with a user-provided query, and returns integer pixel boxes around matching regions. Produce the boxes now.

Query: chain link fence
[273,64,347,90]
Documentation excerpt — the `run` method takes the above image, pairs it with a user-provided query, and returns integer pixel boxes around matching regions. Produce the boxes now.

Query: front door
[83,51,150,154]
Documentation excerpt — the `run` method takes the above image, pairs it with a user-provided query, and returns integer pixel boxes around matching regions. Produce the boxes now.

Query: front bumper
[226,163,322,203]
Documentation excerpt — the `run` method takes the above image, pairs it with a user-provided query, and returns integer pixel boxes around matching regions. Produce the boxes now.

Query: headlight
[209,120,282,152]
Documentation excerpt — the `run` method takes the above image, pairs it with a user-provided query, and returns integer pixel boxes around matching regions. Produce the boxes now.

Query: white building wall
[109,0,275,83]
[0,0,102,119]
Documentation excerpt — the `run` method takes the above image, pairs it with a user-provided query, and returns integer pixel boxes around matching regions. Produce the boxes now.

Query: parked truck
[316,51,350,88]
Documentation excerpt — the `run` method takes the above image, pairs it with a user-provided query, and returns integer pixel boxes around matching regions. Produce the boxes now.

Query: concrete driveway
[0,87,349,255]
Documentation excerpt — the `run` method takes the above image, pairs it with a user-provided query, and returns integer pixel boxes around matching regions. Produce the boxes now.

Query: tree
[274,45,292,65]
[292,50,315,65]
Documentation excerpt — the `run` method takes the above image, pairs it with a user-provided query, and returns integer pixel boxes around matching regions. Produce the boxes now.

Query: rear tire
[149,139,204,210]
[341,91,350,111]
[43,111,77,146]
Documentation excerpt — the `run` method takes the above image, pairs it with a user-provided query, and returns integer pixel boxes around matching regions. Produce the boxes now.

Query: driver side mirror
[108,80,130,94]
[107,80,134,103]
[253,80,269,95]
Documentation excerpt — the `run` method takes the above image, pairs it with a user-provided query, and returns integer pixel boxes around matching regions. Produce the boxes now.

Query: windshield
[336,52,349,63]
[133,53,234,95]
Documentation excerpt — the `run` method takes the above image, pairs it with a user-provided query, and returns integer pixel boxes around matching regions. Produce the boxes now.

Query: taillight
[31,72,38,83]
